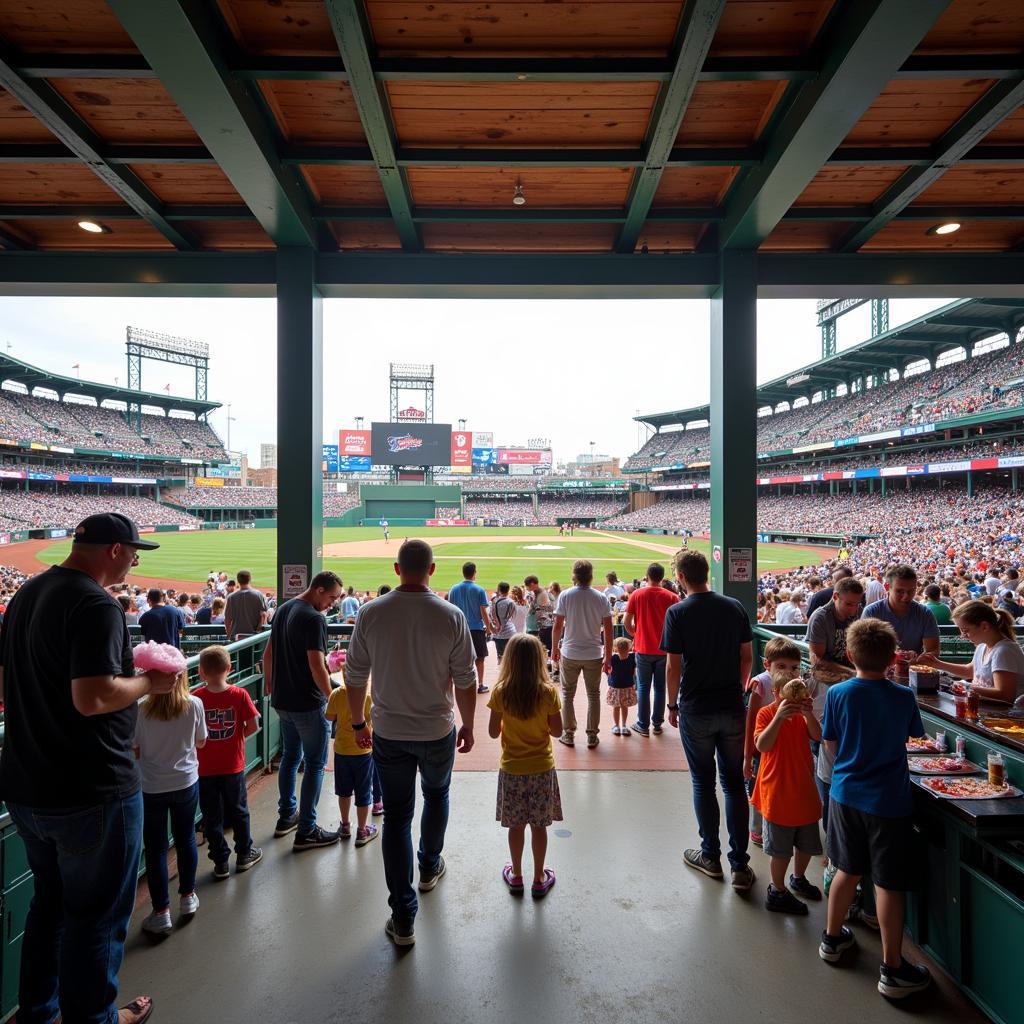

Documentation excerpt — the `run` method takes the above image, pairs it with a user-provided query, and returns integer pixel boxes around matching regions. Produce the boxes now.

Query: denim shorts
[334,752,374,804]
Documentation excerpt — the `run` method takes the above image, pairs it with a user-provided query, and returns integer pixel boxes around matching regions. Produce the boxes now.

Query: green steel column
[276,247,324,595]
[1013,468,1019,493]
[710,251,757,616]
[967,469,973,498]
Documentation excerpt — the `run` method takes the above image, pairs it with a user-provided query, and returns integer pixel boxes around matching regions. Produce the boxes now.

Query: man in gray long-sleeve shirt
[345,539,476,948]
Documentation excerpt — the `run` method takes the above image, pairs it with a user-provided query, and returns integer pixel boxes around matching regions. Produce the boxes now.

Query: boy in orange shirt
[752,670,823,914]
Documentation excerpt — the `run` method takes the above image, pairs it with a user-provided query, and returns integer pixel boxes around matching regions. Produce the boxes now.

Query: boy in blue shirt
[818,617,930,1000]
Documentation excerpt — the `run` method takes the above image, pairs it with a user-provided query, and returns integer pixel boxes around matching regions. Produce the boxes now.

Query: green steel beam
[837,78,1024,251]
[108,0,319,248]
[0,223,30,250]
[276,247,323,592]
[616,0,726,253]
[0,37,194,250]
[710,251,757,614]
[324,0,420,251]
[829,145,1024,166]
[3,251,1024,300]
[17,50,1022,82]
[719,0,952,251]
[0,204,251,221]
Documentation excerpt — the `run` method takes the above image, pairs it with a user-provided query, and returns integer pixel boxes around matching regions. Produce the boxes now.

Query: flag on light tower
[163,383,171,394]
[71,363,80,378]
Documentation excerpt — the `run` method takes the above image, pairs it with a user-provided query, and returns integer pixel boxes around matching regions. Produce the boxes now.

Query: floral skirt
[605,685,638,708]
[495,768,563,828]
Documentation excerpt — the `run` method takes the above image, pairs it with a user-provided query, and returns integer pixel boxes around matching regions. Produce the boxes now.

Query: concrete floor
[117,770,988,1024]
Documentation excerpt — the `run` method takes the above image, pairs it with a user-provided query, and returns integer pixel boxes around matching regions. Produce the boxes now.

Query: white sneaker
[142,909,172,935]
[179,892,199,917]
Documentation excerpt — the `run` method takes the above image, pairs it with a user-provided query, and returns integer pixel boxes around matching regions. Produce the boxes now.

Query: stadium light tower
[226,403,237,452]
[458,418,466,430]
[355,416,364,429]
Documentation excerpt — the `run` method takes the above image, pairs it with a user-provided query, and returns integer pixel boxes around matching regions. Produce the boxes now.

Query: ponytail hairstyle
[953,599,1016,643]
[142,670,192,721]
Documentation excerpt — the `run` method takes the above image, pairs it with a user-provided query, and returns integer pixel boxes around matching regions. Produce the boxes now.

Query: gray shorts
[763,820,822,859]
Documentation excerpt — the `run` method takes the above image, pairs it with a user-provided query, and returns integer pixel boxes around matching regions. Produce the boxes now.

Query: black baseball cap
[72,513,160,550]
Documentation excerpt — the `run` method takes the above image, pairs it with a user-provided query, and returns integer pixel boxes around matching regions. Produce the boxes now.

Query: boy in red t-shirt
[194,645,262,879]
[752,670,823,915]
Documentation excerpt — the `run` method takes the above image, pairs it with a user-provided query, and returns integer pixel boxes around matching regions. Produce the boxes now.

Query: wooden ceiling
[0,0,1021,255]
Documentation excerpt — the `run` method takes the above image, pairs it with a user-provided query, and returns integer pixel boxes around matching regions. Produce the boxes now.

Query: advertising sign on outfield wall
[450,430,472,469]
[339,430,371,456]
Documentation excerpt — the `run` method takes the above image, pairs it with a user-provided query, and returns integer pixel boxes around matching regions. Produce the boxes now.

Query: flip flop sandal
[119,997,155,1024]
[531,868,556,898]
[503,865,524,893]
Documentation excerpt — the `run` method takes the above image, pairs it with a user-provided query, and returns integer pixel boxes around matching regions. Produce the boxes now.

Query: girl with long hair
[918,599,1024,705]
[134,670,208,935]
[487,634,564,897]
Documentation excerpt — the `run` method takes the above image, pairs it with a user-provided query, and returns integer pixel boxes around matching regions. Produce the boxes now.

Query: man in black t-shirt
[0,513,177,1024]
[661,550,755,892]
[264,570,344,849]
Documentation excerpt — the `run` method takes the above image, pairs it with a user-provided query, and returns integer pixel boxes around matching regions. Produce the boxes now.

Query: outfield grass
[35,527,834,593]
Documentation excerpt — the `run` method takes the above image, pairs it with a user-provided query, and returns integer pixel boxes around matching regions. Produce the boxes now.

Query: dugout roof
[636,296,1024,428]
[0,351,220,416]
[0,0,1022,297]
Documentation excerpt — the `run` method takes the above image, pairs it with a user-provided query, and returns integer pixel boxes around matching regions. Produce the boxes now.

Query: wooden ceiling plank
[838,77,1024,251]
[0,37,194,248]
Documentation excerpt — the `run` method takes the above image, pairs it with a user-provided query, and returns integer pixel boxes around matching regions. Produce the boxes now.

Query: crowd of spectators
[464,497,537,523]
[0,388,228,461]
[166,486,278,509]
[535,496,627,524]
[0,489,200,530]
[625,341,1024,472]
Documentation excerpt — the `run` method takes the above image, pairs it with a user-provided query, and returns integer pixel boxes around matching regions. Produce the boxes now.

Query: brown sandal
[118,996,155,1024]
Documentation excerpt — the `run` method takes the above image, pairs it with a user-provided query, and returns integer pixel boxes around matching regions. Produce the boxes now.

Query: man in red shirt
[622,562,678,736]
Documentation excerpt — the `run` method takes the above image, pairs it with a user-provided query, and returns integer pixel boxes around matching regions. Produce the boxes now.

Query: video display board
[370,422,453,466]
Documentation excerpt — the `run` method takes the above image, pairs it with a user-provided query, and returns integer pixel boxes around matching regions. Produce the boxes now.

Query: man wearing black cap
[0,513,178,1024]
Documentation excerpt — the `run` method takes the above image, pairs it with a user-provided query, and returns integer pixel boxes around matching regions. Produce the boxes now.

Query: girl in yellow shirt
[487,634,564,897]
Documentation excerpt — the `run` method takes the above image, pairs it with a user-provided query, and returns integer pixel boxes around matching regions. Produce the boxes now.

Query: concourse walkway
[119,771,985,1024]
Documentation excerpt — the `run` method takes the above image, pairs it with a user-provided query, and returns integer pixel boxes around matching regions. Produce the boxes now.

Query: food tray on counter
[908,756,982,775]
[915,776,1021,800]
[906,736,941,753]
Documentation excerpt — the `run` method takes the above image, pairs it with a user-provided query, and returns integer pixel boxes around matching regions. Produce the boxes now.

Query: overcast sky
[0,296,950,466]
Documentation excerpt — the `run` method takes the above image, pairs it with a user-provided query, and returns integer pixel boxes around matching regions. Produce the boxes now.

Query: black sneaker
[385,915,415,947]
[293,825,341,851]
[819,926,857,963]
[236,846,263,872]
[789,873,823,901]
[878,959,931,999]
[477,685,489,694]
[274,813,299,837]
[418,856,447,892]
[213,860,230,881]
[683,848,723,879]
[766,884,808,915]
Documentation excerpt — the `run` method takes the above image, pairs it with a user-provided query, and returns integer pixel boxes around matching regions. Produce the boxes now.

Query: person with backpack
[492,582,518,663]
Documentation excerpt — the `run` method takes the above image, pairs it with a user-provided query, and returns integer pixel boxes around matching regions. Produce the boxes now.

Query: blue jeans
[199,772,251,863]
[7,793,143,1024]
[277,706,330,834]
[372,730,456,925]
[635,654,666,731]
[143,782,199,909]
[678,712,750,871]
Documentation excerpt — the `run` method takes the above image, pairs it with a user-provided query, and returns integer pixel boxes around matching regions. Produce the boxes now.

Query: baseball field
[35,526,834,593]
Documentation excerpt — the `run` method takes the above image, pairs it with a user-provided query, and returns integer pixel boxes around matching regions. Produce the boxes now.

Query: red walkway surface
[450,658,686,773]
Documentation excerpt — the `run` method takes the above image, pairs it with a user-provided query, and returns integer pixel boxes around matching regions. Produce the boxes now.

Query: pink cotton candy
[327,649,346,673]
[133,641,188,675]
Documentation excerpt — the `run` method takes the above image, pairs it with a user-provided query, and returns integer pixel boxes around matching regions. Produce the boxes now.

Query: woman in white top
[918,600,1024,705]
[510,585,529,634]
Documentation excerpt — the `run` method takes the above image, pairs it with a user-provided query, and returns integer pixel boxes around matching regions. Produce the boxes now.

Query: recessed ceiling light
[928,222,961,236]
[516,73,529,81]
[77,220,109,234]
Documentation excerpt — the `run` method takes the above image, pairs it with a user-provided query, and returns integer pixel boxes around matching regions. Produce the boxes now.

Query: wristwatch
[351,720,367,730]
[667,704,679,712]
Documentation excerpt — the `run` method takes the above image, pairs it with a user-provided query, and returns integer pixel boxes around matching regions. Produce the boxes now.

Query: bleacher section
[0,490,199,530]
